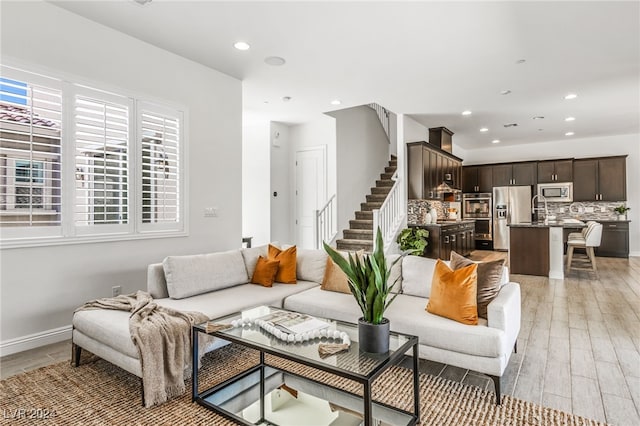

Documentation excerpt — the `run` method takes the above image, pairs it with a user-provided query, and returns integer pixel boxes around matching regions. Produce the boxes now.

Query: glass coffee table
[192,306,419,426]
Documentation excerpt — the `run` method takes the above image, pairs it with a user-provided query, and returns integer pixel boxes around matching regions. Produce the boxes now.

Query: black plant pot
[358,317,390,353]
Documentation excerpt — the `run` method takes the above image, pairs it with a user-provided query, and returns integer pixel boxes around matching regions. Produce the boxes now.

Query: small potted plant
[396,227,429,256]
[614,204,630,220]
[323,228,401,353]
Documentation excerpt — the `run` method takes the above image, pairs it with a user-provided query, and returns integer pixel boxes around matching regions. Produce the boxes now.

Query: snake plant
[323,228,401,325]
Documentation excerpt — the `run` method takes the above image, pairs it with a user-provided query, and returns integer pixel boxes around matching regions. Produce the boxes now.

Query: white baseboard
[630,251,640,257]
[0,325,72,357]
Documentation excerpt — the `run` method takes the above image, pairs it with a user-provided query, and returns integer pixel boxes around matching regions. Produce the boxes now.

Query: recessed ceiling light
[282,96,292,102]
[133,0,152,5]
[500,90,512,95]
[263,101,269,104]
[492,139,501,144]
[480,127,489,132]
[233,41,250,51]
[564,93,578,100]
[565,116,576,122]
[330,99,341,106]
[516,59,526,64]
[532,116,545,120]
[461,110,472,116]
[565,132,575,136]
[538,128,544,131]
[265,56,286,66]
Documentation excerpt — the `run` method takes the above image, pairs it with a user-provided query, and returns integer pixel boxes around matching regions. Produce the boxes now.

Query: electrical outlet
[112,286,122,297]
[204,207,218,217]
[600,207,607,213]
[585,207,594,213]
[559,207,565,213]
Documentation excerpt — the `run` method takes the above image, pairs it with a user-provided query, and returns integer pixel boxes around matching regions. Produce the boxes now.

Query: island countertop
[409,219,476,228]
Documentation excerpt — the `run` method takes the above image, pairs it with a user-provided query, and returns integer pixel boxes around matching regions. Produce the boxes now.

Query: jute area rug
[0,344,605,426]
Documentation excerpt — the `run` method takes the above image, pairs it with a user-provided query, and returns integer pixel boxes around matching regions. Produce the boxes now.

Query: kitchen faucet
[532,194,549,222]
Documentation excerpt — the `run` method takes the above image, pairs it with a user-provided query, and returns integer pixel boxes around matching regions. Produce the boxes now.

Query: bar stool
[566,223,603,276]
[567,221,597,242]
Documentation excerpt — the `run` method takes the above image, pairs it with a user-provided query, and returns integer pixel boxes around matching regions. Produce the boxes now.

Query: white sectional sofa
[72,244,520,404]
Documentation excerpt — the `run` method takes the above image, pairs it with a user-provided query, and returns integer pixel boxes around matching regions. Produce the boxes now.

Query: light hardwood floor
[1,253,639,424]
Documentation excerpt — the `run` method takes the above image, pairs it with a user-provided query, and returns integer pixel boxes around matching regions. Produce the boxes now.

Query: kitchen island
[409,220,476,259]
[509,219,586,279]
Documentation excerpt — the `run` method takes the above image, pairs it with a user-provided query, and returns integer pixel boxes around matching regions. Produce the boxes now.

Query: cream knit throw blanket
[76,291,209,407]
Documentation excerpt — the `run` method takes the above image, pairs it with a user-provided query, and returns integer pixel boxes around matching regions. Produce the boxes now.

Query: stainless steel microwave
[537,182,573,202]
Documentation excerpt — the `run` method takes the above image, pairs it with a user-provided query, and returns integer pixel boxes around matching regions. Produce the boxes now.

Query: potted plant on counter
[396,227,429,256]
[614,204,630,220]
[323,228,401,353]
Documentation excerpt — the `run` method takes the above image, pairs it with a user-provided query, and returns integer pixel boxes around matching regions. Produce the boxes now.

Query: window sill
[0,230,188,250]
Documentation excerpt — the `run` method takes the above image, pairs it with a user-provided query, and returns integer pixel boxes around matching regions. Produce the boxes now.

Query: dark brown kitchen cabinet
[416,222,475,260]
[492,162,537,186]
[573,156,627,202]
[537,159,573,183]
[407,141,463,200]
[462,165,493,193]
[596,221,629,258]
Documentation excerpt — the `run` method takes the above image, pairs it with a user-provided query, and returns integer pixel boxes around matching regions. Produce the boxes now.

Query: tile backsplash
[409,199,631,224]
[408,200,461,224]
[540,201,630,221]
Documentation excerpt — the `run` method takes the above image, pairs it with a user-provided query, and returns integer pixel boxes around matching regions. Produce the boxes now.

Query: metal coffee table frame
[192,306,419,426]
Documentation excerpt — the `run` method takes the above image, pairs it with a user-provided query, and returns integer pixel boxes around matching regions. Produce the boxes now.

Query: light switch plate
[585,207,594,213]
[204,207,218,217]
[600,207,607,213]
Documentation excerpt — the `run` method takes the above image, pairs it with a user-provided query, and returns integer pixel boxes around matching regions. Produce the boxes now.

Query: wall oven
[463,193,492,241]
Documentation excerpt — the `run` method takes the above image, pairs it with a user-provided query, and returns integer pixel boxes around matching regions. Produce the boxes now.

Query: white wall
[463,133,640,255]
[327,106,391,236]
[242,122,271,246]
[289,115,337,207]
[0,2,242,349]
[270,122,292,243]
[403,115,429,143]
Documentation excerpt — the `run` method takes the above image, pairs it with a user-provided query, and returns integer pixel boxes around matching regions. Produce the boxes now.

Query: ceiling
[51,1,640,150]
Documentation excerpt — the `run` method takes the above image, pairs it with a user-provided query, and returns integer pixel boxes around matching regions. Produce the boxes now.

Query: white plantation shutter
[138,101,183,232]
[73,89,132,235]
[0,67,63,238]
[0,64,187,247]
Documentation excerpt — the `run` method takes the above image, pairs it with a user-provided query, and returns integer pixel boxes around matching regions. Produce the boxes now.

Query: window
[0,65,186,247]
[0,73,62,236]
[139,102,182,231]
[73,90,132,235]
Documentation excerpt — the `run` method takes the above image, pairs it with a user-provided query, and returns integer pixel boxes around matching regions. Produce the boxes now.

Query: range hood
[436,173,461,194]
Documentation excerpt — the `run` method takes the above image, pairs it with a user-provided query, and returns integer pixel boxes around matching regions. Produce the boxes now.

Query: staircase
[336,155,397,252]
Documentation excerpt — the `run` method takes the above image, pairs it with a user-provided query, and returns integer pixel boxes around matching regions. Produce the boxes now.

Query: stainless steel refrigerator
[493,186,532,251]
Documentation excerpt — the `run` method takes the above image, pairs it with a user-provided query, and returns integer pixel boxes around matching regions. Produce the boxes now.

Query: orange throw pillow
[426,259,478,325]
[268,244,297,284]
[251,256,280,287]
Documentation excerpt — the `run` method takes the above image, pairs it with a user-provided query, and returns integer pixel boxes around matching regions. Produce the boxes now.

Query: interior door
[295,147,326,248]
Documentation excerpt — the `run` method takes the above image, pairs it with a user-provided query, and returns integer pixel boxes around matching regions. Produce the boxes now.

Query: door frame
[293,145,327,247]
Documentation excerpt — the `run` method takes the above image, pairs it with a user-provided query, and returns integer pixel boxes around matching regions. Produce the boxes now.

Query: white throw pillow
[241,244,269,279]
[401,256,442,298]
[296,248,328,284]
[163,250,249,299]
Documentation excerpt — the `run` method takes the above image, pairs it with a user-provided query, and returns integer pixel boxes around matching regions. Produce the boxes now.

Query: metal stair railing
[367,103,390,142]
[372,171,404,252]
[314,194,337,249]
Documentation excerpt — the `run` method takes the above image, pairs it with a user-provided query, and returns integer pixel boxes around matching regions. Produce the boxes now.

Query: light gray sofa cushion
[73,309,139,358]
[284,286,361,324]
[241,244,269,279]
[163,250,249,299]
[285,287,502,358]
[401,256,439,298]
[296,248,328,284]
[156,280,319,319]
